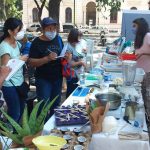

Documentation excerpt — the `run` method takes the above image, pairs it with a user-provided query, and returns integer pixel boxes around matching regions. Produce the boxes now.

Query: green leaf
[32,96,58,134]
[0,130,23,144]
[0,121,12,133]
[21,105,31,136]
[28,101,43,132]
[0,109,23,135]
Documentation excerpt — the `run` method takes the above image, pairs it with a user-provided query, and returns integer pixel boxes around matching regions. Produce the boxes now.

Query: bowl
[77,136,87,144]
[74,145,84,150]
[95,93,121,110]
[32,135,67,150]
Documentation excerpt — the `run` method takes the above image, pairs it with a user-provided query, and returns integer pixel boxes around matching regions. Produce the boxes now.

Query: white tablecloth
[43,80,150,150]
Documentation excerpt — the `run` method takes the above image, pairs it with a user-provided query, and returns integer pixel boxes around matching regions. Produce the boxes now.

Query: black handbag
[10,80,29,99]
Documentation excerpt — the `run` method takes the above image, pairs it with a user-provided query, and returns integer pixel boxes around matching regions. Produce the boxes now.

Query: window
[110,8,118,23]
[32,8,38,22]
[65,7,72,23]
[130,7,137,10]
[36,25,40,27]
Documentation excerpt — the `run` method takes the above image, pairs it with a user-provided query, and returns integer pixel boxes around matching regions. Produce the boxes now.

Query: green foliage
[0,0,22,21]
[0,96,58,145]
[96,0,123,11]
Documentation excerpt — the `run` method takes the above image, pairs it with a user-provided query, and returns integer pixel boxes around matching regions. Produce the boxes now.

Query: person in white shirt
[75,31,87,56]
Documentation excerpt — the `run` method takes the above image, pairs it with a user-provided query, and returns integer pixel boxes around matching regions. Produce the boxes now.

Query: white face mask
[45,31,57,40]
[15,30,25,40]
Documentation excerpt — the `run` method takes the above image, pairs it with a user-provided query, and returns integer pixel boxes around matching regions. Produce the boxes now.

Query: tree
[49,0,61,22]
[48,0,123,23]
[34,0,47,24]
[35,0,123,24]
[0,0,22,21]
[96,0,122,11]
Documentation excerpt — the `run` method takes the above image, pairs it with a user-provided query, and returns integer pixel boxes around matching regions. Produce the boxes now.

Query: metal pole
[74,0,75,25]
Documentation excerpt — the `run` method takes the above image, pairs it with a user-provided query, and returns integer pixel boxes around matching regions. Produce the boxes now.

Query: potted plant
[0,96,58,148]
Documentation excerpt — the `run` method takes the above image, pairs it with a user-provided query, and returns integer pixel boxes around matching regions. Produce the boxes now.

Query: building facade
[22,0,149,29]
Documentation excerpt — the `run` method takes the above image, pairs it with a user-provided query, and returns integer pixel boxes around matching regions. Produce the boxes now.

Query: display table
[43,78,150,150]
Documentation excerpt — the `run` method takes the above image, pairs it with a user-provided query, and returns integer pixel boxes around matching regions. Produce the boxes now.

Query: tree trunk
[38,9,42,24]
[34,0,47,24]
[49,0,61,23]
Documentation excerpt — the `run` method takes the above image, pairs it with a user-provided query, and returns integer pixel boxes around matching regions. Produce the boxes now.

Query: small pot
[95,93,121,110]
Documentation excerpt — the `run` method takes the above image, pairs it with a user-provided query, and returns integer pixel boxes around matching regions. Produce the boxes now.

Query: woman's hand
[47,52,57,61]
[135,53,143,60]
[64,52,72,61]
[80,60,86,68]
[20,55,29,62]
[82,48,87,54]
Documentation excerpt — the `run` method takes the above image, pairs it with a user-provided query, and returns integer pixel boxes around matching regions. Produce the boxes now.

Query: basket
[118,53,137,60]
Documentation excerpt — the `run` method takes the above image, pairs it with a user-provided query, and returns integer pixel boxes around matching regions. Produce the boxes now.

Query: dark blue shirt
[29,35,63,81]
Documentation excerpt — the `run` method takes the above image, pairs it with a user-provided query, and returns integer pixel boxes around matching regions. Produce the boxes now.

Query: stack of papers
[118,124,148,141]
[5,59,25,81]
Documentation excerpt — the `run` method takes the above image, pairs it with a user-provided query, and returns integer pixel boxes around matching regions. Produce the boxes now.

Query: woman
[133,18,150,130]
[0,18,28,122]
[29,17,63,117]
[61,29,86,98]
[75,31,87,56]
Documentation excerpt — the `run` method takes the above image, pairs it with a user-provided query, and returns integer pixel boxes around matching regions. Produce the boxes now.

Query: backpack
[61,58,76,81]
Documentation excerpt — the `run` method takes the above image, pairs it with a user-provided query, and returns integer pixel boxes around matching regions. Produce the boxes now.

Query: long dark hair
[133,18,149,49]
[68,28,79,44]
[0,18,23,43]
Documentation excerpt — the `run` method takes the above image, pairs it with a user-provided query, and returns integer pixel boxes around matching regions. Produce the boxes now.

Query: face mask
[132,27,137,35]
[15,30,25,40]
[45,31,56,40]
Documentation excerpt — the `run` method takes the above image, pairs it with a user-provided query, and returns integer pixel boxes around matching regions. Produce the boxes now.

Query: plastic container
[119,53,137,60]
[134,108,145,132]
[134,68,145,83]
[122,60,137,86]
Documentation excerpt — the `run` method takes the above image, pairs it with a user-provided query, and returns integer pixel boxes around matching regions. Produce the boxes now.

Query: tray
[54,105,89,126]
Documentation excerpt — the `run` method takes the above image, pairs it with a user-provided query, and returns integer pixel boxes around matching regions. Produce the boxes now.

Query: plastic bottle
[80,66,85,86]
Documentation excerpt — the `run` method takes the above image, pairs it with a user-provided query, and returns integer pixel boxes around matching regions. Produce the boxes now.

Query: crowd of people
[0,17,87,123]
[0,16,150,138]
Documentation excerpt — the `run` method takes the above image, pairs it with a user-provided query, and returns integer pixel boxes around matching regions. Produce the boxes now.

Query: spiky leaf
[21,105,31,136]
[0,109,23,135]
[28,101,43,132]
[32,96,58,134]
[0,130,23,144]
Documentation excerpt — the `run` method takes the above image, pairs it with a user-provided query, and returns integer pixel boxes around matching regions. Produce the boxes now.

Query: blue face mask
[45,31,56,40]
[132,27,137,35]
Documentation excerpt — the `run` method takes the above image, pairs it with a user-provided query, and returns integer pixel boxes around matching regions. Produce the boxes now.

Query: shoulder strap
[57,36,63,50]
[9,79,16,87]
[16,41,22,52]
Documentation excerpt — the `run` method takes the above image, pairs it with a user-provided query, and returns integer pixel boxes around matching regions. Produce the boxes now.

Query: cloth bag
[10,80,29,99]
[86,102,110,133]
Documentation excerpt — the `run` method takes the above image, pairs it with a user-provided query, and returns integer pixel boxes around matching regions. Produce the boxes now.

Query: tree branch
[34,0,40,10]
[40,0,47,10]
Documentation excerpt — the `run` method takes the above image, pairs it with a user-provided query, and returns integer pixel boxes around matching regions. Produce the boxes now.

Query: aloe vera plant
[0,96,58,145]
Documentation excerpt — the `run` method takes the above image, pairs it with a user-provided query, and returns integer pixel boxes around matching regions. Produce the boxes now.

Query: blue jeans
[66,77,78,98]
[35,78,62,117]
[2,86,25,122]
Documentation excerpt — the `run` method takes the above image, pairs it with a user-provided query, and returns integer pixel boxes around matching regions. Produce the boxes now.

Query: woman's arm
[1,54,10,66]
[29,56,49,67]
[71,61,86,68]
[29,52,57,67]
[0,66,11,88]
